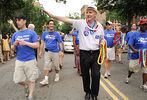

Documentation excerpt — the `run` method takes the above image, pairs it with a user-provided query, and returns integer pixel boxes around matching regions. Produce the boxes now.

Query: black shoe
[59,64,63,69]
[91,96,97,100]
[85,93,91,100]
[49,69,52,72]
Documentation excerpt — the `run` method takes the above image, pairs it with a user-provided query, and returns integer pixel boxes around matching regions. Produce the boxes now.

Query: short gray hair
[28,24,35,28]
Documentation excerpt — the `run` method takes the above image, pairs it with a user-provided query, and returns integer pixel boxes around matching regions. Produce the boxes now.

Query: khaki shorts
[44,51,59,71]
[13,59,39,83]
[129,59,147,73]
[107,47,115,60]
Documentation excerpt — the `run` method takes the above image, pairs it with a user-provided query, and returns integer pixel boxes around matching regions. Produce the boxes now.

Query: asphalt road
[0,52,146,100]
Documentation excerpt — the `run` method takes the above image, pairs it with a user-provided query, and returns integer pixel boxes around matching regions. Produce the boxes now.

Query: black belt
[45,48,49,52]
[80,50,99,53]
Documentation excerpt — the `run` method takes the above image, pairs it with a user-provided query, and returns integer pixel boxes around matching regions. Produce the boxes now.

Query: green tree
[95,0,147,28]
[56,0,67,4]
[60,12,80,34]
[60,23,72,34]
[0,0,25,31]
[0,0,61,35]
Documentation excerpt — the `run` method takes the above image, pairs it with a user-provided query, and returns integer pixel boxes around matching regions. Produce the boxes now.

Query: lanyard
[86,19,98,35]
[139,49,147,68]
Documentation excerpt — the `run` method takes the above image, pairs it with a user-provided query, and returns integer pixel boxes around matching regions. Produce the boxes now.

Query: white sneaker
[140,84,147,92]
[40,79,48,85]
[54,74,59,82]
[104,72,108,78]
[107,71,111,76]
[125,77,130,84]
[28,96,33,100]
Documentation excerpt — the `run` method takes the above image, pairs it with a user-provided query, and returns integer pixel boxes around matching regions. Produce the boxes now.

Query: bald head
[28,24,35,30]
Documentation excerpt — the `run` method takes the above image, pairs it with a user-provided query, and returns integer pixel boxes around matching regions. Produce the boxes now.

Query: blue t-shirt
[41,31,62,52]
[128,30,147,59]
[104,30,115,47]
[125,31,136,59]
[11,29,38,61]
[59,35,64,51]
[125,31,135,43]
[72,30,79,45]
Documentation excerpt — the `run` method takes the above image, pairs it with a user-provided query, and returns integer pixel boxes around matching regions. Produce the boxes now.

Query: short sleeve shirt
[73,19,104,50]
[11,29,38,61]
[41,31,62,52]
[72,30,79,45]
[128,30,147,59]
[104,30,115,47]
[125,31,135,43]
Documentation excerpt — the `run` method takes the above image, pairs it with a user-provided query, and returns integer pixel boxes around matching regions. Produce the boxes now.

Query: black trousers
[80,50,101,96]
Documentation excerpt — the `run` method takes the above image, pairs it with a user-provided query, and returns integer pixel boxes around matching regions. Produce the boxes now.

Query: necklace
[86,19,98,35]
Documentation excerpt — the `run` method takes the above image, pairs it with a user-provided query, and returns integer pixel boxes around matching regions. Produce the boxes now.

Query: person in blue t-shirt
[39,20,63,85]
[125,24,136,60]
[126,19,147,91]
[124,24,136,84]
[104,21,115,78]
[71,29,81,76]
[11,14,39,100]
[59,32,65,69]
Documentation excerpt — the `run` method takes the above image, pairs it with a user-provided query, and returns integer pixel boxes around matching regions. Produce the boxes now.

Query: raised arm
[8,19,18,32]
[43,9,73,24]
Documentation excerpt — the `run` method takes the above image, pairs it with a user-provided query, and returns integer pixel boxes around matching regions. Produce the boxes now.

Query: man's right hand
[133,49,138,54]
[14,41,19,46]
[38,52,42,58]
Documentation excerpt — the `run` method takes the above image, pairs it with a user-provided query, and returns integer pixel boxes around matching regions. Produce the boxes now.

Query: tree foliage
[0,0,61,35]
[56,0,67,4]
[60,12,80,34]
[95,0,147,26]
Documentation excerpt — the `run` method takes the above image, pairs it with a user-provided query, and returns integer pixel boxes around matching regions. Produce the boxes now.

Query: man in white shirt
[42,6,104,100]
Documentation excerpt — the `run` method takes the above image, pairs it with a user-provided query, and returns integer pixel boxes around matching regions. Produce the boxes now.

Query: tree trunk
[127,15,132,31]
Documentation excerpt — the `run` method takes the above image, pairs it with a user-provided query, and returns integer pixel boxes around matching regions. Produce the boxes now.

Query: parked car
[63,35,74,52]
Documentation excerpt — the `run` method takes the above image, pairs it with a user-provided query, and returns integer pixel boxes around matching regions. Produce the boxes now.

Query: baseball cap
[106,21,113,25]
[86,5,98,13]
[139,19,147,25]
[15,14,27,20]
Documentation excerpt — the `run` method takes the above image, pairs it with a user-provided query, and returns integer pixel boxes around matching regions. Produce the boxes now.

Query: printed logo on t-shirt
[45,35,55,40]
[95,35,99,39]
[16,35,30,41]
[138,37,147,43]
[106,34,114,37]
[83,27,89,36]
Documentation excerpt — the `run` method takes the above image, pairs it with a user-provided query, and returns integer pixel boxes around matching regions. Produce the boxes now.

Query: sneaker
[104,72,108,78]
[40,79,48,85]
[119,61,123,64]
[28,96,33,100]
[107,71,111,76]
[49,69,52,73]
[24,86,29,97]
[54,74,59,82]
[2,62,5,64]
[59,64,63,69]
[140,84,147,92]
[125,77,130,84]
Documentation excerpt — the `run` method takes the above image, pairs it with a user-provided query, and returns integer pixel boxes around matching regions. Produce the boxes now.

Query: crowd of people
[0,33,14,64]
[0,5,146,100]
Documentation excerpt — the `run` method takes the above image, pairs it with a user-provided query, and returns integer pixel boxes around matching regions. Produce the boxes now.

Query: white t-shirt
[73,19,104,50]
